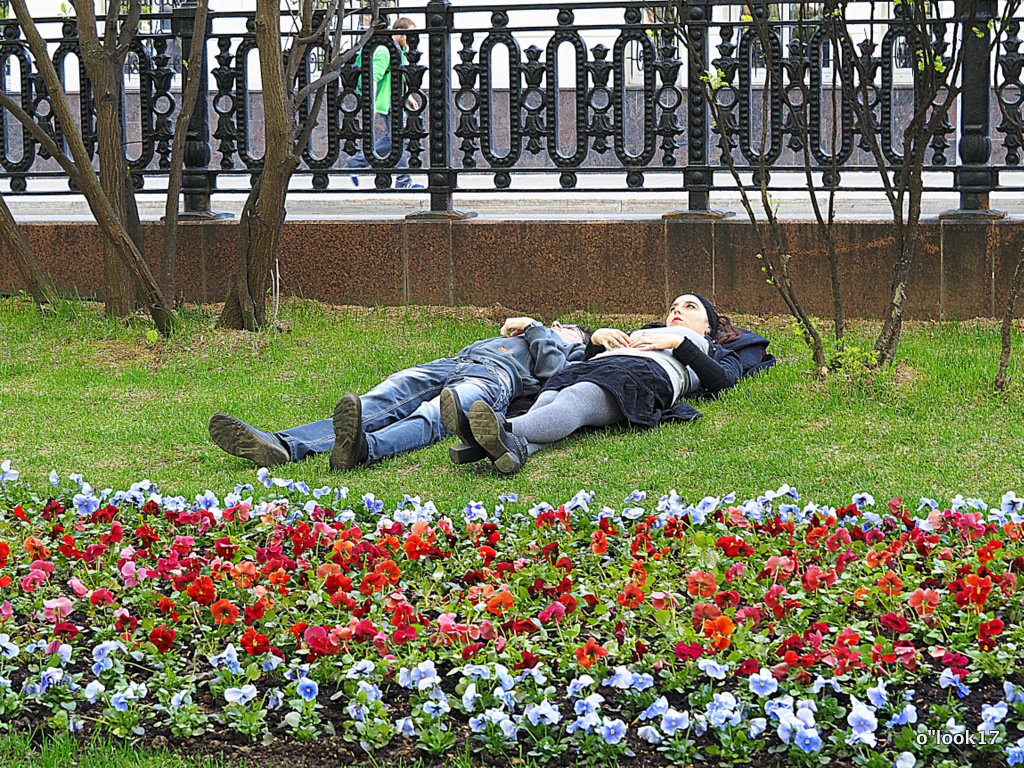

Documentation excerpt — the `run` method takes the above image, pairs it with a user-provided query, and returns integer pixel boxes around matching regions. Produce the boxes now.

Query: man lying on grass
[208,318,590,470]
[444,294,776,474]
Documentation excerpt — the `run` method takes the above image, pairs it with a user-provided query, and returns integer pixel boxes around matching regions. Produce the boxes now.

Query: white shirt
[594,326,710,401]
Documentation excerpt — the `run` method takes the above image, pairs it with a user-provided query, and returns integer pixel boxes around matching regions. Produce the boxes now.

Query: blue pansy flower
[566,674,593,697]
[640,696,669,721]
[602,666,633,688]
[0,460,18,488]
[224,684,257,705]
[600,717,627,744]
[852,492,875,507]
[867,679,888,708]
[697,658,728,680]
[812,674,841,694]
[464,664,492,682]
[347,660,375,679]
[296,677,318,702]
[795,727,823,753]
[637,724,662,743]
[524,699,561,726]
[0,634,19,660]
[661,708,689,736]
[749,668,778,697]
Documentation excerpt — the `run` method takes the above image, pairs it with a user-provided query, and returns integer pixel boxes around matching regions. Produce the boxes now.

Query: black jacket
[581,324,774,422]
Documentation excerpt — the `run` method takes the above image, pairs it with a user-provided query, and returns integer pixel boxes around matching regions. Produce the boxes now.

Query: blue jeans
[345,111,412,187]
[275,357,513,464]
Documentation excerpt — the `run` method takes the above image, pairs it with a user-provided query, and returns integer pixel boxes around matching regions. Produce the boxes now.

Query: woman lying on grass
[441,294,775,474]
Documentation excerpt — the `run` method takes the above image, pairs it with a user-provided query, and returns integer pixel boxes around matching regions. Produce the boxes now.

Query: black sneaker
[468,401,528,475]
[208,413,289,466]
[439,387,487,464]
[329,394,368,471]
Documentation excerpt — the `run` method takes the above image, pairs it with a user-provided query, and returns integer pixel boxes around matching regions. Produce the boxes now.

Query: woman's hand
[591,327,631,349]
[630,334,680,351]
[501,317,538,337]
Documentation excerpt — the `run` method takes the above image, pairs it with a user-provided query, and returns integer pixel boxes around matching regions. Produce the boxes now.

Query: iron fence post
[944,0,1004,218]
[664,0,731,219]
[172,0,228,218]
[408,0,474,220]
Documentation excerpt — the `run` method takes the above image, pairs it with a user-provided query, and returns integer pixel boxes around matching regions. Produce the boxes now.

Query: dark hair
[713,315,743,344]
[393,17,416,30]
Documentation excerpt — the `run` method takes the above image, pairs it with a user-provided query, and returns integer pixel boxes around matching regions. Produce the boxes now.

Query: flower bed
[1,459,1024,767]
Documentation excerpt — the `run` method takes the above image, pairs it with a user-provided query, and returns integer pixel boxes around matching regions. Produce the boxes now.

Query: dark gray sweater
[457,324,587,398]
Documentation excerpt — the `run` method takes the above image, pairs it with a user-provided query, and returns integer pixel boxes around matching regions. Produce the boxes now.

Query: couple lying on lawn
[208,294,774,476]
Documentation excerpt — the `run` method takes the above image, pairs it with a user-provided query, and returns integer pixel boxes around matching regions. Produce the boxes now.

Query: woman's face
[666,294,710,335]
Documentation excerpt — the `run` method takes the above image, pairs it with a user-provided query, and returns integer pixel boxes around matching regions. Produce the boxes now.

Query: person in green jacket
[346,17,421,189]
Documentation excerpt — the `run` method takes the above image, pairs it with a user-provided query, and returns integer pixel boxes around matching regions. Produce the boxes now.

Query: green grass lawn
[1,294,1023,768]
[1,295,1022,506]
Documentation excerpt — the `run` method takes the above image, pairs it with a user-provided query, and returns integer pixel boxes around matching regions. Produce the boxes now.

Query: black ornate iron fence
[1,1,1024,217]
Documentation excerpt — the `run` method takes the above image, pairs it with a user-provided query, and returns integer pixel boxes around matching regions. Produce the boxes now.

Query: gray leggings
[508,382,624,456]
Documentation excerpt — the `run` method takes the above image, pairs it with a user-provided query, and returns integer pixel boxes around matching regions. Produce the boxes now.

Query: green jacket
[370,44,407,115]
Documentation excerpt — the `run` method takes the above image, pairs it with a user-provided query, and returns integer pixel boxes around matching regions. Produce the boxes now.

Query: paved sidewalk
[5,178,1024,221]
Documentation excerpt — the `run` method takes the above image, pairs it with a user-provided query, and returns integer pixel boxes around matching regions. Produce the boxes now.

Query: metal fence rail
[0,1,1022,217]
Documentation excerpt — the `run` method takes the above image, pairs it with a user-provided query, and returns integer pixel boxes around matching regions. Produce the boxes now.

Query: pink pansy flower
[538,600,566,624]
[20,569,47,592]
[120,560,140,587]
[43,597,73,622]
[68,576,88,597]
[651,591,678,610]
[311,521,338,542]
[479,620,497,640]
[908,588,940,616]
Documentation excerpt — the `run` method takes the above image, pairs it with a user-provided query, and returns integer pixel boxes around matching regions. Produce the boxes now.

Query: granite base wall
[2,217,1022,320]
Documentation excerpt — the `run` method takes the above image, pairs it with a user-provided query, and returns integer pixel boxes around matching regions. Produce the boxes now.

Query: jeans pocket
[489,367,513,410]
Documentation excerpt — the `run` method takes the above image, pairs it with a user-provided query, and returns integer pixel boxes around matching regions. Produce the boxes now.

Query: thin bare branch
[297,0,341,45]
[995,247,1024,391]
[0,92,82,188]
[160,0,209,299]
[116,0,143,56]
[103,0,119,51]
[293,0,379,135]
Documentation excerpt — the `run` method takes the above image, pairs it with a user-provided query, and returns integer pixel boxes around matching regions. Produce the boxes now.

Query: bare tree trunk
[874,167,925,368]
[160,0,209,302]
[995,247,1024,391]
[12,0,175,334]
[218,0,300,330]
[96,72,137,316]
[74,0,146,317]
[217,0,378,331]
[0,193,57,306]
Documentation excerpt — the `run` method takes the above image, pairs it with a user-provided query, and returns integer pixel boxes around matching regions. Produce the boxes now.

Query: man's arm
[524,323,583,379]
[500,317,583,380]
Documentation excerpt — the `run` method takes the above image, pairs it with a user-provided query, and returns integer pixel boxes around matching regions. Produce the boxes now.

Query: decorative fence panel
[1,1,1023,216]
